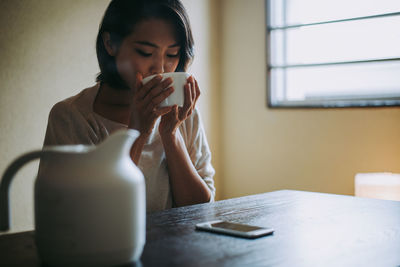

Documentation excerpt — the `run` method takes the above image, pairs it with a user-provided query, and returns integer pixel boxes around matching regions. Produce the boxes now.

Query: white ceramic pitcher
[0,129,146,267]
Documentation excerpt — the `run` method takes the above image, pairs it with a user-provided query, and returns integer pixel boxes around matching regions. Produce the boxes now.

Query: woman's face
[112,18,181,89]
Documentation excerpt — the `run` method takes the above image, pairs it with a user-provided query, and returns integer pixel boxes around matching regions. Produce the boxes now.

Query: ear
[102,32,116,56]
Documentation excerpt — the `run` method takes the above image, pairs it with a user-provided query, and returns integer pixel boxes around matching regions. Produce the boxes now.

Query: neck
[97,82,133,106]
[93,82,133,125]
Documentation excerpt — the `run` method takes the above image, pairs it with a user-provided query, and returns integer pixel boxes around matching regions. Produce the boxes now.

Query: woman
[43,0,215,212]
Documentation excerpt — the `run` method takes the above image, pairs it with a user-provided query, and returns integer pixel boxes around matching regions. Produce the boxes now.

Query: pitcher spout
[95,129,140,159]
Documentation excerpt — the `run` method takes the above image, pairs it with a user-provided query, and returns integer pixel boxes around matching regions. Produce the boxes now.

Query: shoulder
[44,85,100,146]
[48,98,80,126]
[48,85,97,121]
[46,93,83,139]
[48,98,74,122]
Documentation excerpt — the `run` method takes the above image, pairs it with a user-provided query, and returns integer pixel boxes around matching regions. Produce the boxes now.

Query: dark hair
[95,0,194,89]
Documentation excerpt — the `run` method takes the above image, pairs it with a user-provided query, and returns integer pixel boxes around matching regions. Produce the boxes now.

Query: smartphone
[195,220,274,239]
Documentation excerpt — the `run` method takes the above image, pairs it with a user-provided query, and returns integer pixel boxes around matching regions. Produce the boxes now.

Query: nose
[150,54,164,75]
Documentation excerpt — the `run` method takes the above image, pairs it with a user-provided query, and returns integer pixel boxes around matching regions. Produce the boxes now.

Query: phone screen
[210,221,265,232]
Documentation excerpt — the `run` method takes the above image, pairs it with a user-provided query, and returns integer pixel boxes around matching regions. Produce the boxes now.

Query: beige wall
[218,0,400,199]
[181,0,222,200]
[0,0,110,233]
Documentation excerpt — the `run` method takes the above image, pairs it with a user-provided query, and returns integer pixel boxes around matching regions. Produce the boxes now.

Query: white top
[43,83,215,212]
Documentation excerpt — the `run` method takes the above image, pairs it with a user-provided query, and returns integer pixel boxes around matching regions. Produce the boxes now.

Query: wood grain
[1,190,399,266]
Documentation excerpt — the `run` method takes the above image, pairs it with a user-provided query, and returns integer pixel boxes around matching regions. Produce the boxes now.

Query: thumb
[134,72,143,91]
[176,105,184,120]
[156,106,174,117]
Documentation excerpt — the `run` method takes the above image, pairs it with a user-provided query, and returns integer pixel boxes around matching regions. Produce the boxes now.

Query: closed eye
[167,53,179,58]
[136,49,152,57]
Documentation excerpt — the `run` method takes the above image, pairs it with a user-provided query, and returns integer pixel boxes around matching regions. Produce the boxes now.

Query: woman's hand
[128,73,175,136]
[159,75,200,138]
[158,76,211,206]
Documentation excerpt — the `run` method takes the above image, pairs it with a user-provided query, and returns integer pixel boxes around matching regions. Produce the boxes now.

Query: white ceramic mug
[142,72,191,107]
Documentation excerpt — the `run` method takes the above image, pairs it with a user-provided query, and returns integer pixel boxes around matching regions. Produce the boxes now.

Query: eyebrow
[134,41,180,48]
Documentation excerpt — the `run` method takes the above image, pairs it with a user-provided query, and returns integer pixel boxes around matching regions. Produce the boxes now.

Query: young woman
[43,0,215,212]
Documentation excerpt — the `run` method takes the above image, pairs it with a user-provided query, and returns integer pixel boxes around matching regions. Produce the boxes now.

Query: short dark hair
[95,0,194,89]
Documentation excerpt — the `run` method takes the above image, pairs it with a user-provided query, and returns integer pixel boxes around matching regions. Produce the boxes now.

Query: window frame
[265,0,400,108]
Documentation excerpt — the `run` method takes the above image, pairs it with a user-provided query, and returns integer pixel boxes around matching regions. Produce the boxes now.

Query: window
[266,0,400,108]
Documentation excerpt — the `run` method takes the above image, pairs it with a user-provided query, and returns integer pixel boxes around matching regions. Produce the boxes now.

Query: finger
[144,86,174,113]
[137,75,163,100]
[186,76,195,101]
[187,75,195,85]
[144,105,169,123]
[194,78,201,105]
[188,78,200,117]
[189,76,196,104]
[183,82,192,108]
[132,73,141,104]
[190,78,196,103]
[134,72,143,92]
[188,93,195,117]
[143,77,173,106]
[186,81,196,117]
[173,105,179,119]
[178,84,190,120]
[155,106,174,116]
[187,76,196,116]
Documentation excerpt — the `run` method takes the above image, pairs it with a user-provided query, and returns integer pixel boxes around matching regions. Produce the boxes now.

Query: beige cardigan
[43,83,215,212]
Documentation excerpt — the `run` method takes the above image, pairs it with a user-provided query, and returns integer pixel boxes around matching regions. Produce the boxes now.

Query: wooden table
[1,190,400,266]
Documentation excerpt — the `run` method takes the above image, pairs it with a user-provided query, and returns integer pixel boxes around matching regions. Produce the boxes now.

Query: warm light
[355,173,400,201]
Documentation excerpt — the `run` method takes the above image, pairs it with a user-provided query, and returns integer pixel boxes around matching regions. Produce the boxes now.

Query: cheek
[115,56,142,87]
[165,59,180,72]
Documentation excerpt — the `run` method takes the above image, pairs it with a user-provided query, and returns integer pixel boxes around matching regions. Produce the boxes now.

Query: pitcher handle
[0,150,44,231]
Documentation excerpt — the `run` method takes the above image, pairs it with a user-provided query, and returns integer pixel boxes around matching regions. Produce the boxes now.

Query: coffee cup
[142,72,191,107]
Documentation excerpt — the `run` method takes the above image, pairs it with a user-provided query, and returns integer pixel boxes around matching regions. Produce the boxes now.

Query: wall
[181,0,222,200]
[218,0,400,199]
[0,0,110,233]
[0,0,219,233]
